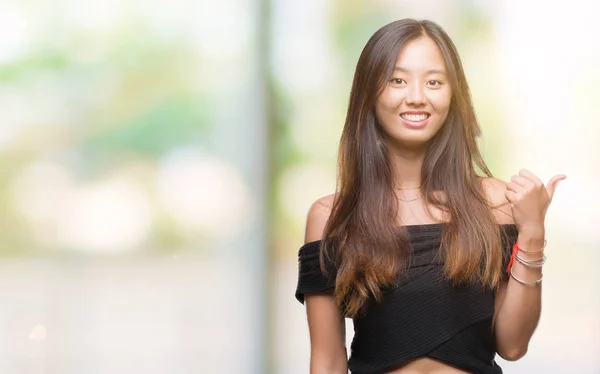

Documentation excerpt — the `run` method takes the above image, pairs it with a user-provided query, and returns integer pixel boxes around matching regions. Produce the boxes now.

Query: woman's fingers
[505,189,517,204]
[506,181,524,194]
[518,169,544,186]
[510,175,532,188]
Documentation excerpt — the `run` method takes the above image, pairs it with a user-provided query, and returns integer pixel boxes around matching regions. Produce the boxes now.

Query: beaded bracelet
[510,267,543,286]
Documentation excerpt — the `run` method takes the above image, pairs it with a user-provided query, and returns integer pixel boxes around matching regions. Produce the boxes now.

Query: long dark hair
[321,19,503,317]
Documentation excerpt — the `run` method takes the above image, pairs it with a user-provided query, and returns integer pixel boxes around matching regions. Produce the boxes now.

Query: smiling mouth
[400,113,430,121]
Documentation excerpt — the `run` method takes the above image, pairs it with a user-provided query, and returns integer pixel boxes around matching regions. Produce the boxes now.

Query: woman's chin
[387,136,433,152]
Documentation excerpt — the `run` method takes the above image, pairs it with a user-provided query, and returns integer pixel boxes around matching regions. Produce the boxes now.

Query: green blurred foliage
[0,13,216,256]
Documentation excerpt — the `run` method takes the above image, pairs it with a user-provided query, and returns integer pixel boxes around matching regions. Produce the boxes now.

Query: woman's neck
[389,146,427,189]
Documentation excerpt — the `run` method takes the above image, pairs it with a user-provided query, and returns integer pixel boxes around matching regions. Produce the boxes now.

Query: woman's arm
[492,230,544,361]
[304,195,348,373]
[306,294,348,373]
[484,173,564,360]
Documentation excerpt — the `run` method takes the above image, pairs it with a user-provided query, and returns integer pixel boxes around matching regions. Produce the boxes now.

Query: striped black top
[295,223,518,374]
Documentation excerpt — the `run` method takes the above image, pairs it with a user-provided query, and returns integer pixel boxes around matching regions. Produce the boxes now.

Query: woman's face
[375,36,452,150]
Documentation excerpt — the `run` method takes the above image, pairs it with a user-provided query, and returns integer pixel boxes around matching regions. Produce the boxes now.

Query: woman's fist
[505,169,566,236]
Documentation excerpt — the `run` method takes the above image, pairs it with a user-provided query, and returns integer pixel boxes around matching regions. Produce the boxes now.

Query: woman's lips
[400,115,430,129]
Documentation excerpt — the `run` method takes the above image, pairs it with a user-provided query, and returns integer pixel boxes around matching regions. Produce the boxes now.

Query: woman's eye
[391,78,406,84]
[427,80,442,86]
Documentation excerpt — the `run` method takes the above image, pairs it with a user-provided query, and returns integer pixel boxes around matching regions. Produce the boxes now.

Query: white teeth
[401,113,429,122]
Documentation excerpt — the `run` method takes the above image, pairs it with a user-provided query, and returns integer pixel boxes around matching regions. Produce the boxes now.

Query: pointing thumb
[546,174,566,200]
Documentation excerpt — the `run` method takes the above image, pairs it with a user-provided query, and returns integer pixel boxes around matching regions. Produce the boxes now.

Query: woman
[295,19,565,374]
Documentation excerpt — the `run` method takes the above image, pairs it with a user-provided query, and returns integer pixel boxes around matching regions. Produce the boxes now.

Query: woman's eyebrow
[393,66,447,76]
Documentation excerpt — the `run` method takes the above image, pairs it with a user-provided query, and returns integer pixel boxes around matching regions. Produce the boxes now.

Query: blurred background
[0,0,598,373]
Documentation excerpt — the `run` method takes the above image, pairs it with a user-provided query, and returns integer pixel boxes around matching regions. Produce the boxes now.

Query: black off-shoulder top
[295,223,518,374]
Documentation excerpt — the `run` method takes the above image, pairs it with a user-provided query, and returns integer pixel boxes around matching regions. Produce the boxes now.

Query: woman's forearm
[494,232,545,360]
[310,346,348,374]
[310,355,348,374]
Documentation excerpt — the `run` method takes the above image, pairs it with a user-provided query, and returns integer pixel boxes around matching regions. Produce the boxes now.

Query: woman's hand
[505,169,566,240]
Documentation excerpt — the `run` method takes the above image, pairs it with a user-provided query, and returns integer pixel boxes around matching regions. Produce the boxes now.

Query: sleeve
[500,224,519,279]
[295,240,337,304]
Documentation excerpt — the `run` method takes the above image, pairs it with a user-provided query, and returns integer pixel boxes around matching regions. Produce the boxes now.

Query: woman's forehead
[393,37,447,74]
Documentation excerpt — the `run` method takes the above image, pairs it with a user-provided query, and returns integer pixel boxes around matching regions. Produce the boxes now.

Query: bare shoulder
[305,193,336,243]
[479,177,514,224]
[480,177,508,204]
[303,194,348,366]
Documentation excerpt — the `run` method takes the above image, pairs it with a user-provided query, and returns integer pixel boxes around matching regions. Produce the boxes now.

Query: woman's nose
[405,84,425,106]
